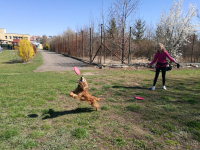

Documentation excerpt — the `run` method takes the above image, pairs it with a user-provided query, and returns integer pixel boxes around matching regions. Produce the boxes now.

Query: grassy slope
[0,50,200,149]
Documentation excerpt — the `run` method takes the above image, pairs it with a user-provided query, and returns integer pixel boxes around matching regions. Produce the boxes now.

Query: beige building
[0,28,30,44]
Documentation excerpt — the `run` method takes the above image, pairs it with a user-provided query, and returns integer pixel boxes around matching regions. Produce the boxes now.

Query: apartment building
[0,28,30,45]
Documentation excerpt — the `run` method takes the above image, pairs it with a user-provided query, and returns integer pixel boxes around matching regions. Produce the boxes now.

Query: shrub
[14,45,19,50]
[43,43,50,50]
[31,44,37,54]
[17,36,34,62]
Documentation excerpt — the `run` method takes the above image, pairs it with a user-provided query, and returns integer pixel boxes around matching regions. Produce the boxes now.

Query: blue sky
[0,0,199,36]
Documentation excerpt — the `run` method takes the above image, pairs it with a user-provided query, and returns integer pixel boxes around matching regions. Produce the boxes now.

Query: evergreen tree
[155,25,165,44]
[107,18,117,38]
[132,19,146,41]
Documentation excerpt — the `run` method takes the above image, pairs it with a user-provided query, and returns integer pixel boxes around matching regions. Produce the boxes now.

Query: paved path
[34,49,97,72]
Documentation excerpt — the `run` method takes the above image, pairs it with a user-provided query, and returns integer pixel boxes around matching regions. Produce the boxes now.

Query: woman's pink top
[150,52,175,68]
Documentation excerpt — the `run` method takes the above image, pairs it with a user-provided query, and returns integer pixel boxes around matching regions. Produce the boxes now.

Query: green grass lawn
[0,50,200,149]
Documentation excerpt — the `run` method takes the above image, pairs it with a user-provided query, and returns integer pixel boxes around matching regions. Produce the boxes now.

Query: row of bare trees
[47,0,200,64]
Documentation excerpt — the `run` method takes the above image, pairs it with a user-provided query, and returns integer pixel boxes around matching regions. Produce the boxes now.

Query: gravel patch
[34,50,97,72]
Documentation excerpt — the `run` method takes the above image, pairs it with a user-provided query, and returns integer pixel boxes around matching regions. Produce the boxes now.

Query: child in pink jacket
[148,43,178,90]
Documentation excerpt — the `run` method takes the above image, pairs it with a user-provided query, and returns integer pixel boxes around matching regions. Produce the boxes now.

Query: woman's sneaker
[151,86,155,90]
[163,86,167,90]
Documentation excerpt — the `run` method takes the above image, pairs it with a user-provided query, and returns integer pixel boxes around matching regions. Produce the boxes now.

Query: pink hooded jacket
[150,52,175,69]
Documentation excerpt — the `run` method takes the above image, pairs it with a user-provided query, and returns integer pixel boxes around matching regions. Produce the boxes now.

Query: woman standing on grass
[148,43,178,90]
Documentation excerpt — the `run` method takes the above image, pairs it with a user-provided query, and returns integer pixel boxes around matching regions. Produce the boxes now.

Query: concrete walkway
[34,49,97,72]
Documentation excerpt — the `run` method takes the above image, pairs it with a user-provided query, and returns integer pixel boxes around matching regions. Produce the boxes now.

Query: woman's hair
[156,43,167,53]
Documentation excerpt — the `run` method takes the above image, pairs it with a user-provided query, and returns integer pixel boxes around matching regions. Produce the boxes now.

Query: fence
[0,44,14,50]
[49,25,152,65]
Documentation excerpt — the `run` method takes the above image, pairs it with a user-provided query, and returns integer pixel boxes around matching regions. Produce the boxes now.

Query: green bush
[43,43,50,50]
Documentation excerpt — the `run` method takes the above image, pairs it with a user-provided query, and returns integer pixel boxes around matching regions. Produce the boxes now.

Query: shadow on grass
[28,108,94,120]
[2,60,23,64]
[28,114,38,118]
[112,86,149,90]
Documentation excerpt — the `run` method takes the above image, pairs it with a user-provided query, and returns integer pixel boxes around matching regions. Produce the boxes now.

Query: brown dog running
[69,76,101,111]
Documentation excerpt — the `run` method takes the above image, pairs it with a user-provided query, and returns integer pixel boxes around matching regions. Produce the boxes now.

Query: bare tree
[42,35,48,47]
[145,23,155,41]
[112,0,139,31]
[108,0,139,63]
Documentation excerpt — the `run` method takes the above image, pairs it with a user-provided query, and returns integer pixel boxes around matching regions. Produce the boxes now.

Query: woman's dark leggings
[153,67,166,86]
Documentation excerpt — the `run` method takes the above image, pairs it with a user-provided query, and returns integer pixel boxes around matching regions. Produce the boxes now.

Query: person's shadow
[112,86,149,90]
[28,108,94,120]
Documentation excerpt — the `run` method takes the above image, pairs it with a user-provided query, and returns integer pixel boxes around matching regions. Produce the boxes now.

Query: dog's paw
[69,92,74,98]
[69,92,77,99]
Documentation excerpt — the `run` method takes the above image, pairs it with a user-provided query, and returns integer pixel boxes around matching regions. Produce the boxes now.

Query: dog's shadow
[28,108,94,120]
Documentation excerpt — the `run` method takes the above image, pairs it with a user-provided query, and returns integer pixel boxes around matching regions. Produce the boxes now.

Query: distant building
[30,36,43,49]
[0,28,30,45]
[30,36,41,43]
